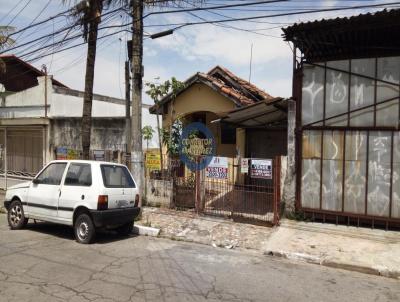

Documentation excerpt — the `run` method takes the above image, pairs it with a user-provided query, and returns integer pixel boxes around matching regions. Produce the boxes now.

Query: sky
[0,0,399,106]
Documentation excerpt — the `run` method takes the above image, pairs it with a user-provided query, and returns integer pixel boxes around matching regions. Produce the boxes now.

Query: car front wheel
[7,200,28,230]
[74,214,96,244]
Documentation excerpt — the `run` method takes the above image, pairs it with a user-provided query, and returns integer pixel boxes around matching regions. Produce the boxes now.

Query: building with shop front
[283,9,400,227]
[0,55,158,187]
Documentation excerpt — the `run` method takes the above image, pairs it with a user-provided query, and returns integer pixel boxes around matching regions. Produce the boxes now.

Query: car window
[64,164,92,186]
[100,165,135,188]
[36,163,67,185]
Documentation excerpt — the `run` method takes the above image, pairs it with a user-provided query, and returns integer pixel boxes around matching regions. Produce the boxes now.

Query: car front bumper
[89,207,141,228]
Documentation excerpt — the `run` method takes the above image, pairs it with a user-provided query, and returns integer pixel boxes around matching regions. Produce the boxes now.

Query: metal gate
[144,154,281,225]
[202,157,281,225]
[0,128,43,190]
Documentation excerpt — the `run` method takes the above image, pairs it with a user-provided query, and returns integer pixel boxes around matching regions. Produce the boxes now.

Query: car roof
[49,160,127,166]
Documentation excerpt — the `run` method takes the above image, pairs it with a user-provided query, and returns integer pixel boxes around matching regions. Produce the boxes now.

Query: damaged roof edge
[149,66,275,114]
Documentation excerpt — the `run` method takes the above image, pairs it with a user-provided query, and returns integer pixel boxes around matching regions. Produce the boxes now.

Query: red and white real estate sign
[206,156,228,179]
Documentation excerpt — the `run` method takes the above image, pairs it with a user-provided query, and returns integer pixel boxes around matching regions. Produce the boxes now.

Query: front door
[28,162,67,219]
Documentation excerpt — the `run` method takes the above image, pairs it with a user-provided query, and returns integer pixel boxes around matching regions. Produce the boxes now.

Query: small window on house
[221,123,236,144]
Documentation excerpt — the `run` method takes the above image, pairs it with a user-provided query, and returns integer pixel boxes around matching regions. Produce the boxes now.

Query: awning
[282,9,400,62]
[215,97,289,128]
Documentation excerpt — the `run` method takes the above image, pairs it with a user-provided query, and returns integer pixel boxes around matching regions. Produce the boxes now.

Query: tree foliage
[145,77,185,156]
[0,26,15,74]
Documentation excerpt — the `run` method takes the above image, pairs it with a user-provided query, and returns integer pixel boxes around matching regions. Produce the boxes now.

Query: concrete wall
[281,100,296,213]
[51,118,127,151]
[0,76,50,118]
[145,179,173,207]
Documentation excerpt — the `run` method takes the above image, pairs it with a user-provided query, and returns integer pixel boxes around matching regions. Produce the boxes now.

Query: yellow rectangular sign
[146,152,161,170]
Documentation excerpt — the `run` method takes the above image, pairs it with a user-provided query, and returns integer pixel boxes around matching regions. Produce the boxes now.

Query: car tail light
[97,195,108,210]
[134,194,140,207]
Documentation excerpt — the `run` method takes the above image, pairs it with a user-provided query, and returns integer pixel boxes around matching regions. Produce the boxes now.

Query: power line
[18,12,122,61]
[180,0,283,37]
[142,0,288,18]
[141,1,400,29]
[14,0,52,42]
[1,6,126,54]
[0,0,25,23]
[176,1,281,38]
[7,4,78,38]
[6,1,400,71]
[26,29,131,63]
[3,0,286,54]
[6,0,33,27]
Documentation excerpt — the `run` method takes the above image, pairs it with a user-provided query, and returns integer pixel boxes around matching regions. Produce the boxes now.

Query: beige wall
[163,83,236,127]
[162,83,240,158]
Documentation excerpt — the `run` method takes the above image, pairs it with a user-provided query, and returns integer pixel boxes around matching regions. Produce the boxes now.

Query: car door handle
[59,190,62,197]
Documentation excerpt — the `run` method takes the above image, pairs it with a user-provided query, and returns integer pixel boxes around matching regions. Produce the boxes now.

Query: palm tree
[0,26,15,74]
[65,1,201,161]
[63,0,108,159]
[142,125,154,150]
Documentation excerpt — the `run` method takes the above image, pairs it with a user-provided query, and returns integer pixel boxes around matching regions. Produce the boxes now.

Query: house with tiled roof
[149,65,288,161]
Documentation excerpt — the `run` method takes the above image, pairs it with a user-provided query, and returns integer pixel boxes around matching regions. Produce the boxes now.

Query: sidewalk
[262,219,400,279]
[139,207,275,250]
[139,207,400,279]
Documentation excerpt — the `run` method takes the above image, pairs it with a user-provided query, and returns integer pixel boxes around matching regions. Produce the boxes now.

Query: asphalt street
[0,214,399,302]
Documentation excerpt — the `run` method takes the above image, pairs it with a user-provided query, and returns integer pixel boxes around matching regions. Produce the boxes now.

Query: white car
[4,160,140,244]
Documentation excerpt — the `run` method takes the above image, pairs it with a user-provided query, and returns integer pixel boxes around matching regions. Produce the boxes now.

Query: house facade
[283,9,400,226]
[149,66,287,166]
[0,55,158,187]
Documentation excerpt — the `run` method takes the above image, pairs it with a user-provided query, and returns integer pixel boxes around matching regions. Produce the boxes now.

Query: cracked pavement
[0,214,399,302]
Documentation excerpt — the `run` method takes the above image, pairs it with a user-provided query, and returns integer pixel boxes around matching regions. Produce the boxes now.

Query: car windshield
[100,165,135,188]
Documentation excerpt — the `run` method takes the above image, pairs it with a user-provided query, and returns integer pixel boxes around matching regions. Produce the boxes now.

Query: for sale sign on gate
[250,159,272,179]
[240,158,249,174]
[206,156,228,179]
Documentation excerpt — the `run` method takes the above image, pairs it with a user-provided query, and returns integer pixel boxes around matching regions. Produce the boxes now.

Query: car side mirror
[32,178,40,185]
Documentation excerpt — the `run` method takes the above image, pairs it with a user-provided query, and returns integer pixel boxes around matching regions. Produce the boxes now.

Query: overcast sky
[1,0,398,105]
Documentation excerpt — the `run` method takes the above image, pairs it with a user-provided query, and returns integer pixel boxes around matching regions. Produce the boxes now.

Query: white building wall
[0,76,160,149]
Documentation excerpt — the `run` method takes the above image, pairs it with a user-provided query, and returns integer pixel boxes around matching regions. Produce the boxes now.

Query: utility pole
[125,60,131,167]
[131,0,144,205]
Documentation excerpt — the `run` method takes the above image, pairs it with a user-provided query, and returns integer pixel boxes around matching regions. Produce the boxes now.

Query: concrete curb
[133,225,160,237]
[264,250,400,280]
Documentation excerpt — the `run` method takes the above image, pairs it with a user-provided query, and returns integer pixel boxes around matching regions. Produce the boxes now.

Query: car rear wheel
[116,221,133,236]
[74,214,96,244]
[7,200,28,230]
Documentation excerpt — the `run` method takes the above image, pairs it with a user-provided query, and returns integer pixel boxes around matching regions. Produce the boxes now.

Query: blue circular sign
[179,122,216,171]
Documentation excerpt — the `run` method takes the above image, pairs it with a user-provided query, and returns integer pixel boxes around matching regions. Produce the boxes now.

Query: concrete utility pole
[131,0,144,205]
[125,60,131,167]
